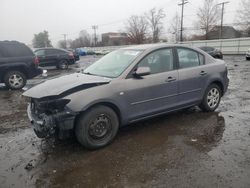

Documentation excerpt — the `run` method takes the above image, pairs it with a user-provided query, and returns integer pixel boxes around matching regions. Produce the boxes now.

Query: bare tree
[146,8,166,43]
[126,15,148,44]
[237,0,250,35]
[168,13,180,42]
[197,0,219,39]
[79,30,91,46]
[68,30,91,49]
[57,40,67,49]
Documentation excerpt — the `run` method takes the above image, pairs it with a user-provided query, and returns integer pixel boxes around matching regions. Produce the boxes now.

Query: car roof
[122,43,199,51]
[122,43,170,50]
[34,48,69,52]
[121,43,211,60]
[0,40,34,57]
[199,46,214,48]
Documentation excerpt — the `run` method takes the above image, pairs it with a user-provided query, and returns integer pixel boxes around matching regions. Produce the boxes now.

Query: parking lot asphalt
[0,55,250,187]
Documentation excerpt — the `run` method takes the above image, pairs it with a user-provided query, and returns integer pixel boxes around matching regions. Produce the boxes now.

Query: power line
[50,0,176,42]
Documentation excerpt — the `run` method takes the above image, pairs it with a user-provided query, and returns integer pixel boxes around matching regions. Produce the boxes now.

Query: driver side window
[137,48,174,75]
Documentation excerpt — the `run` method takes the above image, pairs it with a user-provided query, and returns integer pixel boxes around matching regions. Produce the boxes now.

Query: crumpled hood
[23,73,112,99]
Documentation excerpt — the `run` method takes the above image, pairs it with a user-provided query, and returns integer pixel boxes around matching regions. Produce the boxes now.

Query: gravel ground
[0,55,250,188]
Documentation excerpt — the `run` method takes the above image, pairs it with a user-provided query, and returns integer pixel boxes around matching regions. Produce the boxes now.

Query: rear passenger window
[57,50,67,55]
[207,47,214,51]
[177,48,200,69]
[34,50,45,56]
[0,43,33,57]
[45,49,57,55]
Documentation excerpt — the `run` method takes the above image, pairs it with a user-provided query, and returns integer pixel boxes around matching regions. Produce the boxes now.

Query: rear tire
[4,71,27,89]
[75,105,119,150]
[57,60,68,70]
[199,84,222,112]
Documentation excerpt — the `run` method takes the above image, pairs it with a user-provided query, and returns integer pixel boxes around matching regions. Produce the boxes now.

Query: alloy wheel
[207,88,220,108]
[9,74,24,88]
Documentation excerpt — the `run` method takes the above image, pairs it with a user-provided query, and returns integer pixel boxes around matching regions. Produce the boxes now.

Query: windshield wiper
[83,71,94,75]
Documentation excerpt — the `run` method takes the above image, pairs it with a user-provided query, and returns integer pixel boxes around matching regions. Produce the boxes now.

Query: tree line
[32,0,250,48]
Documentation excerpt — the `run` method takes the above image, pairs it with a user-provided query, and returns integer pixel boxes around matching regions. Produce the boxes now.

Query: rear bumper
[68,59,75,65]
[27,104,76,138]
[74,55,80,61]
[224,77,229,94]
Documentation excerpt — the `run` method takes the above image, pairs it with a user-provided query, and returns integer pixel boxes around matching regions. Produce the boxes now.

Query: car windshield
[83,49,142,78]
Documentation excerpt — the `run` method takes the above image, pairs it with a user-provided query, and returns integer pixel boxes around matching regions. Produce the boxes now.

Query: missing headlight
[37,99,71,113]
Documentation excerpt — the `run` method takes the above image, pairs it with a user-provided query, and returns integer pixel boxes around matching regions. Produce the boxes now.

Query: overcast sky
[0,0,239,46]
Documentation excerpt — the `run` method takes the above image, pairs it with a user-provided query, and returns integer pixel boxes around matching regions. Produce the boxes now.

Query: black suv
[34,48,76,69]
[0,41,42,89]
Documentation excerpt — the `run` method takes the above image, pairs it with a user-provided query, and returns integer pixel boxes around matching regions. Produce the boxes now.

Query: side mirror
[134,66,151,77]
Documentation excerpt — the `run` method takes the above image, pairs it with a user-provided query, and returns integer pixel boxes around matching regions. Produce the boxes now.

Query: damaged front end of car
[27,97,77,139]
[22,73,112,139]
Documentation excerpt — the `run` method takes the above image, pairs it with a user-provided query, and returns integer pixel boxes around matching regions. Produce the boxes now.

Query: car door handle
[200,71,207,76]
[166,77,176,82]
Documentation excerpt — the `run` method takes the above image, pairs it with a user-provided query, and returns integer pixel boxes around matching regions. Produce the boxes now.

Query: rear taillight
[68,52,74,59]
[34,56,39,66]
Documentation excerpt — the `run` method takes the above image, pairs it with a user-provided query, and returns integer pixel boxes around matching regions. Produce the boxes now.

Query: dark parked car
[67,49,80,61]
[23,44,229,149]
[34,48,75,69]
[0,41,42,89]
[199,46,223,59]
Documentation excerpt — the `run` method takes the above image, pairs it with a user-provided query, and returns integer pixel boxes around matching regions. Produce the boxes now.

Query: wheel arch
[2,65,28,80]
[74,101,123,128]
[208,80,224,95]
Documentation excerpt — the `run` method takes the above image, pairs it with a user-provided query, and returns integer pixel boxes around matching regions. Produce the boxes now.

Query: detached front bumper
[27,104,76,138]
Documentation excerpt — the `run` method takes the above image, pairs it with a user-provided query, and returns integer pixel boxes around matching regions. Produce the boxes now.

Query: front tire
[75,105,119,150]
[199,84,222,112]
[4,71,27,89]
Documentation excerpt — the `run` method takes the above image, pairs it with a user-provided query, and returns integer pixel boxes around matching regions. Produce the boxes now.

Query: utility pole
[62,34,67,49]
[92,25,98,46]
[217,1,229,39]
[178,0,188,42]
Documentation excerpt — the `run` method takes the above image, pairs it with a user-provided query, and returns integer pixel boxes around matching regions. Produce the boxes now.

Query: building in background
[102,32,129,46]
[207,26,241,40]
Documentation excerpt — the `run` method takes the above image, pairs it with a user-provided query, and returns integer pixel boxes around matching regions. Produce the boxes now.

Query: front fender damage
[22,73,112,139]
[27,103,77,139]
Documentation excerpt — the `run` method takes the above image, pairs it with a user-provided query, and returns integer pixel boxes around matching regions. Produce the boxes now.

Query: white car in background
[246,48,250,60]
